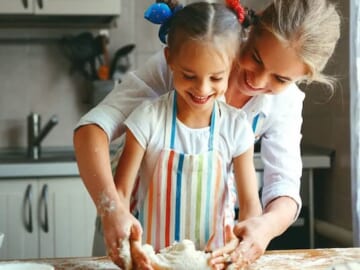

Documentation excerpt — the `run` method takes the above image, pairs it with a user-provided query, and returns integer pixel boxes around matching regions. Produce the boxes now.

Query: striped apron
[133,92,235,252]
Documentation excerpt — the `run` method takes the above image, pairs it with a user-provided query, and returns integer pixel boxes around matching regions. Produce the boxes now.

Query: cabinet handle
[22,0,29,9]
[23,184,33,233]
[37,0,44,9]
[39,184,49,233]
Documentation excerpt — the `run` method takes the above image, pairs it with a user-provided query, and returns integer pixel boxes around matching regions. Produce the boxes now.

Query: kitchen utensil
[97,34,110,80]
[60,32,103,80]
[0,262,54,270]
[109,44,136,81]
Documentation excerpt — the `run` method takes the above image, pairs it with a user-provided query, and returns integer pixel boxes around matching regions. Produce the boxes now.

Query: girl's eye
[211,77,223,82]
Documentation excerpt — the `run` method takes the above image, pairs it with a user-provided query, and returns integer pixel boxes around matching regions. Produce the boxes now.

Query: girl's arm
[110,128,154,270]
[209,145,262,269]
[233,145,262,220]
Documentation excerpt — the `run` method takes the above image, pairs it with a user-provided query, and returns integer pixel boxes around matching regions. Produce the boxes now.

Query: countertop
[0,147,79,178]
[0,248,358,269]
[253,145,333,170]
[0,146,333,178]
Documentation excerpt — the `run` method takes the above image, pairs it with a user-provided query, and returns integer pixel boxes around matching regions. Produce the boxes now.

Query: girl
[112,1,261,269]
[74,0,341,269]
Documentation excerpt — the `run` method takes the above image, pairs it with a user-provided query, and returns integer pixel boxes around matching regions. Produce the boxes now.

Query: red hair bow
[226,0,245,24]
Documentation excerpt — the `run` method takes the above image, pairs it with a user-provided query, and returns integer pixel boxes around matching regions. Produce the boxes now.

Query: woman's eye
[252,52,262,64]
[183,74,195,80]
[275,76,287,84]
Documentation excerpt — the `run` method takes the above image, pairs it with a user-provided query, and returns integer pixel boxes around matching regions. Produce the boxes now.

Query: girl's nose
[195,80,210,95]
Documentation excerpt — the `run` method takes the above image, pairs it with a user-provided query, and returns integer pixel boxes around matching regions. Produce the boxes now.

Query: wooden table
[0,248,359,269]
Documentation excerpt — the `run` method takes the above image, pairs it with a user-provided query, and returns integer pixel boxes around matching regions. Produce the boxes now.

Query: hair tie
[144,2,183,44]
[226,0,257,28]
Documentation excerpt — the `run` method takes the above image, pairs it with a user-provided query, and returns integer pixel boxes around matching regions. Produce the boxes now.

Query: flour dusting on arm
[97,191,116,217]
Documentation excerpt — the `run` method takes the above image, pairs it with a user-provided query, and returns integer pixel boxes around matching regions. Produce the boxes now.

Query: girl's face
[165,40,232,117]
[229,28,308,97]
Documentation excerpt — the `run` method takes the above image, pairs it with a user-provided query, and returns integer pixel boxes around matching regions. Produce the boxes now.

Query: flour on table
[327,261,360,270]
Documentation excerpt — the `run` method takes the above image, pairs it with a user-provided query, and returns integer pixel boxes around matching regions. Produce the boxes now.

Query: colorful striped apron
[134,92,235,252]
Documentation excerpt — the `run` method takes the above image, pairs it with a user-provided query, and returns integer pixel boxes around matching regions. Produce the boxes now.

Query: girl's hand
[210,216,272,269]
[209,225,241,270]
[130,225,154,270]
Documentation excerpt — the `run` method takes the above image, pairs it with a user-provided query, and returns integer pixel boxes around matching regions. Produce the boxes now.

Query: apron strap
[164,91,177,149]
[166,91,219,151]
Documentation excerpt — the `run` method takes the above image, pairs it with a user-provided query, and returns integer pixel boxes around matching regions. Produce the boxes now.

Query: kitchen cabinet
[0,177,96,260]
[0,0,121,16]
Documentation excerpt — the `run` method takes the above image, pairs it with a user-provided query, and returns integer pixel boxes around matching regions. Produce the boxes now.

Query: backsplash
[0,0,161,148]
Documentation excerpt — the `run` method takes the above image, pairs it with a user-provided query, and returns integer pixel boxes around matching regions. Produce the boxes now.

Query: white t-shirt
[124,91,254,189]
[77,50,304,214]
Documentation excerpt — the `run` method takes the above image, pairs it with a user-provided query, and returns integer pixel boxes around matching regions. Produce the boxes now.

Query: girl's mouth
[189,93,212,104]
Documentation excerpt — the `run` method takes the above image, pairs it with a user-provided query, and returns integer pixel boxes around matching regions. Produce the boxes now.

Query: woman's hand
[101,207,141,268]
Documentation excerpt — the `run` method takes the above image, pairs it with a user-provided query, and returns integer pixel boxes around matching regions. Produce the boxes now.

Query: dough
[119,239,220,270]
[142,239,212,270]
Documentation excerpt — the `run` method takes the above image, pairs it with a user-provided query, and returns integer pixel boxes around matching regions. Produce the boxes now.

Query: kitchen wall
[0,0,162,149]
[301,0,353,246]
[0,0,353,246]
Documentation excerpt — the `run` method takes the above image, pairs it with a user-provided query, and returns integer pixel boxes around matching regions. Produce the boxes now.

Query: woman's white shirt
[77,50,304,216]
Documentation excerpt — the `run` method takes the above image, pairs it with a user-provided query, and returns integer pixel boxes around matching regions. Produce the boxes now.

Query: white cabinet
[0,0,121,15]
[0,1,32,14]
[0,177,97,260]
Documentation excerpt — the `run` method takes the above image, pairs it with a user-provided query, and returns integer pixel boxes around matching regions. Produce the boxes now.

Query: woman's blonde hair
[258,0,341,90]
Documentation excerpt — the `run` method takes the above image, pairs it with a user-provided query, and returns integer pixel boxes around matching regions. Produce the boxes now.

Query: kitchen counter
[0,248,358,269]
[0,146,332,178]
[0,147,79,178]
[253,145,333,170]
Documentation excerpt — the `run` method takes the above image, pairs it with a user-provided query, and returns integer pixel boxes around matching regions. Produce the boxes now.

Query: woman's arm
[114,128,145,203]
[74,124,118,215]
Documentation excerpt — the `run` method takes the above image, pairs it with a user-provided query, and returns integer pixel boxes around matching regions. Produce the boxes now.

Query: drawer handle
[40,184,49,233]
[22,0,29,9]
[37,0,43,9]
[23,184,33,233]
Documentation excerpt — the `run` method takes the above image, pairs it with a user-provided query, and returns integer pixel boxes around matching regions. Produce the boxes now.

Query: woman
[73,0,340,268]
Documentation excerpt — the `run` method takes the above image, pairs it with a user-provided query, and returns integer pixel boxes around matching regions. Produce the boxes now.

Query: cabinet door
[38,177,96,258]
[34,0,121,15]
[0,0,33,14]
[0,180,39,259]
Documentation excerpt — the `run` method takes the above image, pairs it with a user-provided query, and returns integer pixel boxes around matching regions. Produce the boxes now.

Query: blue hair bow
[144,3,183,44]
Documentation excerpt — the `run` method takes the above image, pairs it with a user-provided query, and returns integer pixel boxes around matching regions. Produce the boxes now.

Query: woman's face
[229,28,308,97]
